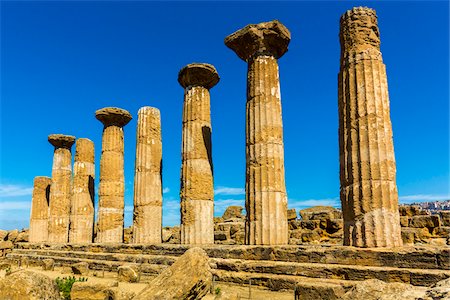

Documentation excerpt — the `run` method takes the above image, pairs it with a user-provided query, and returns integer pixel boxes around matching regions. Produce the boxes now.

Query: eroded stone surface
[69,138,95,243]
[96,107,131,243]
[134,247,212,300]
[0,270,61,300]
[225,20,290,61]
[29,176,51,243]
[132,107,163,244]
[338,7,402,247]
[179,63,218,245]
[178,63,220,89]
[48,134,75,243]
[225,20,290,245]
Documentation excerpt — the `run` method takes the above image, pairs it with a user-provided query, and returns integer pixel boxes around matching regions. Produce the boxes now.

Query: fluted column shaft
[180,86,214,244]
[245,55,288,245]
[29,176,51,243]
[225,20,290,245]
[97,125,125,242]
[48,134,75,243]
[178,63,219,245]
[95,107,132,243]
[338,7,402,247]
[69,138,95,243]
[132,107,163,244]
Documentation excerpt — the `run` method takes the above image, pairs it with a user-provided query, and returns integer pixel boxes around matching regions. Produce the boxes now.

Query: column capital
[48,134,75,149]
[340,7,380,55]
[225,20,290,62]
[178,63,219,89]
[95,107,132,127]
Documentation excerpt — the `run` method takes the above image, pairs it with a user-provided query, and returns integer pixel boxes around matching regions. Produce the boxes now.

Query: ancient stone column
[178,63,219,244]
[338,7,402,247]
[29,176,51,243]
[95,107,132,243]
[225,20,289,245]
[132,107,163,244]
[69,138,95,243]
[48,134,76,243]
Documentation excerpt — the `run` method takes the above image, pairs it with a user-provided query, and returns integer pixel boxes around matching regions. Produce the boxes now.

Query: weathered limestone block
[133,106,163,244]
[6,229,19,242]
[342,279,427,300]
[48,134,75,243]
[42,258,54,271]
[401,227,431,244]
[16,231,28,242]
[69,138,95,243]
[409,215,441,229]
[95,107,132,243]
[433,226,450,237]
[439,211,450,226]
[399,205,427,217]
[400,216,410,227]
[287,208,297,221]
[338,7,402,247]
[29,177,51,243]
[118,265,139,283]
[179,63,219,245]
[294,281,347,300]
[300,206,342,221]
[72,261,89,275]
[222,206,243,220]
[301,220,321,230]
[0,229,7,241]
[326,219,343,234]
[225,20,290,245]
[71,281,118,300]
[0,270,61,300]
[134,247,212,300]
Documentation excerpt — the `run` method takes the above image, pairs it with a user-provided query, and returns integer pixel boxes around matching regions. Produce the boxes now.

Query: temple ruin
[16,7,450,299]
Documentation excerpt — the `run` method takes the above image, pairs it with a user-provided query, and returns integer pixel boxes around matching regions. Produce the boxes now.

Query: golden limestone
[29,176,51,243]
[338,7,402,247]
[69,138,95,243]
[132,107,163,244]
[178,63,219,244]
[95,107,132,243]
[47,134,76,243]
[225,20,290,245]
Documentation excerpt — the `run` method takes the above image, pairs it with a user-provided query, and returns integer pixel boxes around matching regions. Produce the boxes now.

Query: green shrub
[55,276,88,300]
[215,286,221,295]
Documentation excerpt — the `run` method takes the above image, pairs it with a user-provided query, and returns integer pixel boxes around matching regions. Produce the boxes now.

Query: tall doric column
[225,21,290,245]
[29,176,51,243]
[338,7,402,247]
[69,138,95,243]
[132,107,163,244]
[48,134,75,243]
[178,63,219,244]
[95,107,132,243]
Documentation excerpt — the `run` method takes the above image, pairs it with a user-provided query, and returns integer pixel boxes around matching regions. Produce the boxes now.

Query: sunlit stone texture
[338,7,402,247]
[69,138,95,243]
[29,176,51,243]
[225,20,290,245]
[132,106,163,244]
[178,63,219,244]
[95,107,132,243]
[48,134,76,243]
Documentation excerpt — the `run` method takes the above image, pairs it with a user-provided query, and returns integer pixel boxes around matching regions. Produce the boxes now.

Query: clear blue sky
[1,1,448,230]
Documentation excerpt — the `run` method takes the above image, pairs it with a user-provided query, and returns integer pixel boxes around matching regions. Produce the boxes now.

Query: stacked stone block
[48,134,76,243]
[178,63,219,245]
[95,107,132,243]
[225,20,290,245]
[132,106,163,244]
[69,138,95,243]
[29,176,52,243]
[338,7,402,247]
